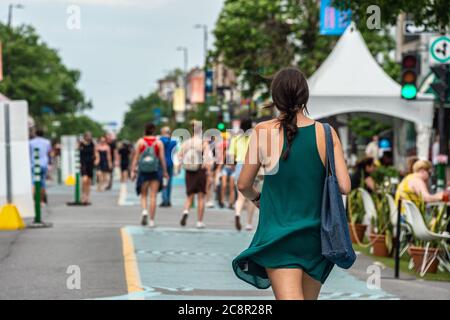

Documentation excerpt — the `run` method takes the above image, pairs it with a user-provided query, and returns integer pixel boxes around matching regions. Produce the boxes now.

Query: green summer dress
[232,124,334,289]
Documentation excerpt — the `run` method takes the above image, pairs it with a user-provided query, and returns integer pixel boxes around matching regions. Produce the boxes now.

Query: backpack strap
[322,123,336,177]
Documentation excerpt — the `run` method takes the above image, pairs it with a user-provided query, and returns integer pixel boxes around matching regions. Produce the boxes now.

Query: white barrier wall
[0,101,34,218]
[61,135,77,182]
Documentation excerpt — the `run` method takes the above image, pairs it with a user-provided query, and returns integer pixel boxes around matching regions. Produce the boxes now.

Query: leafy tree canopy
[334,0,450,31]
[0,23,92,118]
[119,92,173,142]
[40,114,105,140]
[213,0,400,98]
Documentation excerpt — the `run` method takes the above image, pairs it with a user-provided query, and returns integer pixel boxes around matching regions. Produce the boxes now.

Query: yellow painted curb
[121,228,144,293]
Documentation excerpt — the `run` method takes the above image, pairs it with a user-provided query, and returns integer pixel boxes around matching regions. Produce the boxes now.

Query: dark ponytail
[265,67,309,160]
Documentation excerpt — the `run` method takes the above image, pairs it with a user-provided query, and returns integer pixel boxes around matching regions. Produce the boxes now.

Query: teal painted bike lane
[102,226,398,300]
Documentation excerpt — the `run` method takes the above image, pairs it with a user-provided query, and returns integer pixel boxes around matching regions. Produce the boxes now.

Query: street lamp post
[194,24,208,66]
[8,3,24,27]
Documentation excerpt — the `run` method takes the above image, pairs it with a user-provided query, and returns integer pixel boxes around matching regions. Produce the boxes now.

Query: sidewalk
[0,179,448,300]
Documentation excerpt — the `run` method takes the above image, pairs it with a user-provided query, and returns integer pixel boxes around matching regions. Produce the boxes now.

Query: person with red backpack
[130,123,169,227]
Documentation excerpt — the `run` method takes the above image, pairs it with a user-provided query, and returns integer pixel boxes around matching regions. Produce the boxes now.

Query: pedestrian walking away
[178,120,213,229]
[159,126,177,207]
[95,136,113,192]
[29,128,52,206]
[106,133,117,190]
[79,131,97,205]
[232,67,351,300]
[230,117,257,231]
[130,122,169,228]
[117,140,133,183]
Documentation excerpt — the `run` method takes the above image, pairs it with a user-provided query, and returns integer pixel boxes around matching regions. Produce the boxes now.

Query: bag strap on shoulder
[322,123,336,177]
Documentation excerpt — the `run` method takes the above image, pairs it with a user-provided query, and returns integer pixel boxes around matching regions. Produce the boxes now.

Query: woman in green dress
[233,67,351,300]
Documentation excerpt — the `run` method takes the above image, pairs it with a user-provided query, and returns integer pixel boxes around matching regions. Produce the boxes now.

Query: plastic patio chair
[402,200,450,277]
[358,188,376,227]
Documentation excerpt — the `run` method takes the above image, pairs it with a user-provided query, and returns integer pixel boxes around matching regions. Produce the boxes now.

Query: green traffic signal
[217,123,226,131]
[401,84,417,100]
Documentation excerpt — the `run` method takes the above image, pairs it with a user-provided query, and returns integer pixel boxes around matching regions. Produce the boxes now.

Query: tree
[119,92,173,142]
[41,114,105,140]
[213,0,400,98]
[0,23,91,118]
[333,0,450,31]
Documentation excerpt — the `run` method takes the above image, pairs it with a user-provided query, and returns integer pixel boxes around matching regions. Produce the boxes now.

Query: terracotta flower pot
[348,223,367,244]
[369,233,390,257]
[408,246,440,274]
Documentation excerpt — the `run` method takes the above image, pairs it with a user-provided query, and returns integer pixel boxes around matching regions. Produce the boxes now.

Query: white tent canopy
[307,23,435,160]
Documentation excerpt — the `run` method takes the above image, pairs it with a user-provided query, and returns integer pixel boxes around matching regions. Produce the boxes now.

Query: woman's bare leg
[228,176,235,206]
[221,175,227,205]
[302,272,322,300]
[149,180,160,221]
[266,268,304,300]
[140,181,150,212]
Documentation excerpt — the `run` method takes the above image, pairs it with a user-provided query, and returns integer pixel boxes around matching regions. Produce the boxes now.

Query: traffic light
[217,113,225,131]
[401,53,420,100]
[430,64,450,103]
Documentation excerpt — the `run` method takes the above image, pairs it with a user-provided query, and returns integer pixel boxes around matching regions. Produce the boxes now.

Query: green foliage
[348,189,366,224]
[371,192,394,252]
[348,116,391,139]
[214,0,336,97]
[333,0,450,31]
[119,92,173,142]
[372,166,401,191]
[40,114,104,140]
[0,23,91,118]
[213,0,401,98]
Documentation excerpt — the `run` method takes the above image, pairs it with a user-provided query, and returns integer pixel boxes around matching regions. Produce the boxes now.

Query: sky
[6,0,224,126]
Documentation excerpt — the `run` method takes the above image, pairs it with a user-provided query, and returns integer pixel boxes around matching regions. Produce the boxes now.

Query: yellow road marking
[121,228,144,293]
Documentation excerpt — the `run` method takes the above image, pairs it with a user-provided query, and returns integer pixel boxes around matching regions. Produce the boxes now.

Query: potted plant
[408,200,449,274]
[369,192,393,257]
[347,189,367,244]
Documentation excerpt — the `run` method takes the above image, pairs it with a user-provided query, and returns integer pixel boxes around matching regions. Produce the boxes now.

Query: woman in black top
[118,141,133,183]
[79,132,97,204]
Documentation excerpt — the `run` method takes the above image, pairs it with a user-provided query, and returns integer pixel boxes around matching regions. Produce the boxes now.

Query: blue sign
[320,0,352,36]
[153,108,161,125]
[205,70,214,94]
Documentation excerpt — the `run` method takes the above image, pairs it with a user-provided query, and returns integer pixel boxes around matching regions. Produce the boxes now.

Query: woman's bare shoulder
[255,119,279,131]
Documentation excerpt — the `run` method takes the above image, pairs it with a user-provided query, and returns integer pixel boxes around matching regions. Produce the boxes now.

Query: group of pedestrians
[129,118,259,232]
[77,132,132,205]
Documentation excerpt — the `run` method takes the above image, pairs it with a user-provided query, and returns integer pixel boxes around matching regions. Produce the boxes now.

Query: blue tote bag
[321,123,356,269]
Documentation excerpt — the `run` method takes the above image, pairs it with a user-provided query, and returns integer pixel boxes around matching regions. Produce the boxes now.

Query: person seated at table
[395,160,446,209]
[350,157,376,193]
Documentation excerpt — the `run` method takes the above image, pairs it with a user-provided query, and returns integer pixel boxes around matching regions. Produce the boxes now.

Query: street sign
[153,108,161,125]
[319,0,351,36]
[429,35,450,65]
[403,21,434,35]
[205,70,214,94]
